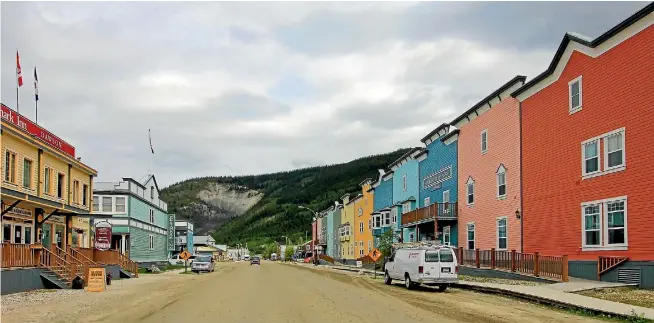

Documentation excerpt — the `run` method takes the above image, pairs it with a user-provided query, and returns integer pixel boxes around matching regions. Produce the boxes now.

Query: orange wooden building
[514,4,654,286]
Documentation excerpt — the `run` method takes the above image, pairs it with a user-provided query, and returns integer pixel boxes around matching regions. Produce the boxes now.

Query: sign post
[180,249,191,273]
[368,248,382,279]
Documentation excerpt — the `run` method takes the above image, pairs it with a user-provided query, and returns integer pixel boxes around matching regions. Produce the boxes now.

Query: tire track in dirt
[291,264,601,323]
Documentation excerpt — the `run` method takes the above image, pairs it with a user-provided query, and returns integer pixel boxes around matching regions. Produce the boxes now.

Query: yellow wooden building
[354,179,374,259]
[1,103,97,250]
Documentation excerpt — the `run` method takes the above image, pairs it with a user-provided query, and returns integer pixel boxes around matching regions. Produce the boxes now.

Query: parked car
[271,253,278,261]
[384,245,458,291]
[169,254,196,266]
[191,255,215,274]
[242,255,251,261]
[250,256,261,265]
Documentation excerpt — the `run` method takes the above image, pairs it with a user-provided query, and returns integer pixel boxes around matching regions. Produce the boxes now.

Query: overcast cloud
[1,2,647,187]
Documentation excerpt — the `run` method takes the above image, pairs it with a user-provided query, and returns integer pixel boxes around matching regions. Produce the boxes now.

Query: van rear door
[438,249,457,279]
[423,250,441,279]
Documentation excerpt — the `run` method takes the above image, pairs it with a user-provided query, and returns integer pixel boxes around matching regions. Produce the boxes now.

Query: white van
[384,245,458,291]
[242,255,251,261]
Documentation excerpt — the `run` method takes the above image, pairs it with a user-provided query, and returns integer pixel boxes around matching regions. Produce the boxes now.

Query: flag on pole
[16,51,24,87]
[34,67,39,101]
[149,129,154,154]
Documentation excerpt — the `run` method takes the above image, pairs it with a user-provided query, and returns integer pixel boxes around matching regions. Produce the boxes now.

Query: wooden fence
[458,248,568,282]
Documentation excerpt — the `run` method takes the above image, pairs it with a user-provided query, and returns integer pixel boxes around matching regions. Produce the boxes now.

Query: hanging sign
[94,221,112,251]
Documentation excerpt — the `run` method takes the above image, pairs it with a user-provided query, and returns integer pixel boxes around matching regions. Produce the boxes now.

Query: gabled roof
[511,3,654,98]
[420,123,450,144]
[450,76,526,127]
[387,147,424,170]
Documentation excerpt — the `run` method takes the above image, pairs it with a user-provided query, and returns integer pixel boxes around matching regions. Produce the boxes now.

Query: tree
[377,230,400,259]
[284,245,295,262]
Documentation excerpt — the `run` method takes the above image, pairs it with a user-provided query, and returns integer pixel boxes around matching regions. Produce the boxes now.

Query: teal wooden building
[92,174,174,266]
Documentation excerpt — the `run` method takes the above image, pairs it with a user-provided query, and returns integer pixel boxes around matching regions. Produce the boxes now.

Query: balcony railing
[401,202,458,226]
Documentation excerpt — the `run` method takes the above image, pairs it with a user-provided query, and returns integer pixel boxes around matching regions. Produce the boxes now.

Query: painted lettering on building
[1,104,76,157]
[423,165,452,190]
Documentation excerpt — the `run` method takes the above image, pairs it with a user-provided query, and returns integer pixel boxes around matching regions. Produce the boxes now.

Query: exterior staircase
[40,268,71,289]
[39,247,76,289]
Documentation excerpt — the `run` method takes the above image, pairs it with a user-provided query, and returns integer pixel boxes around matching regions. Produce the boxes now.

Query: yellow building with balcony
[354,179,374,259]
[1,103,97,251]
[338,193,356,260]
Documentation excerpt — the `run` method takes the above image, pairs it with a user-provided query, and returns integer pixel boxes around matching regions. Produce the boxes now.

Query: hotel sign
[1,104,76,157]
[423,165,452,190]
[94,221,112,251]
[1,206,33,218]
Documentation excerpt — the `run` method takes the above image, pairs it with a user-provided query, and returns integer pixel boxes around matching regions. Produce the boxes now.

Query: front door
[443,226,451,246]
[14,224,23,243]
[55,225,64,249]
[42,225,51,249]
[24,226,32,244]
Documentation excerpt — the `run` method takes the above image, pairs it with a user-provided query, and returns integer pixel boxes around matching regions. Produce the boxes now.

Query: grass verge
[577,287,654,309]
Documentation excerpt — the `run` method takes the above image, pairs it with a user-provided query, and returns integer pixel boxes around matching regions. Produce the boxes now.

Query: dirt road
[1,262,603,323]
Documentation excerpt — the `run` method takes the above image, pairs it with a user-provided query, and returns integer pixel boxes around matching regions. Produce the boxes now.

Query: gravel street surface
[1,262,603,323]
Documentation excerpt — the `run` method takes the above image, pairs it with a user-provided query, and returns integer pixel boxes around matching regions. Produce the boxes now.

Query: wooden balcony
[401,202,458,226]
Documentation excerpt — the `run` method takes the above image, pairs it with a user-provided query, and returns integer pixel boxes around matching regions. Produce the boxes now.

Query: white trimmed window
[391,210,397,224]
[443,226,451,246]
[481,130,488,154]
[102,197,112,212]
[424,197,430,207]
[359,222,363,233]
[359,241,364,256]
[149,235,154,250]
[467,223,475,250]
[466,177,475,206]
[374,214,381,228]
[402,175,407,191]
[583,140,600,176]
[149,209,155,223]
[115,197,126,213]
[368,218,372,230]
[401,202,411,214]
[582,128,626,179]
[497,217,507,250]
[368,240,372,252]
[358,207,363,216]
[569,76,582,113]
[92,196,99,212]
[497,164,507,198]
[582,196,627,251]
[383,212,391,226]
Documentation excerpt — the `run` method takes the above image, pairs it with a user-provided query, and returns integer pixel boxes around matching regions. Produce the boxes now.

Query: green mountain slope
[160,148,410,245]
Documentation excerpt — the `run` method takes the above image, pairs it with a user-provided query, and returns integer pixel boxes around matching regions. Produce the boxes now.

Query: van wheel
[404,274,415,290]
[384,271,392,285]
[437,284,448,292]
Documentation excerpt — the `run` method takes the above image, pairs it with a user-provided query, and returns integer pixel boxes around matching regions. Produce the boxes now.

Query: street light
[299,205,319,264]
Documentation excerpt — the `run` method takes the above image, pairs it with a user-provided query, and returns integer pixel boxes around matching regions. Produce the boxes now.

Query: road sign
[368,248,382,262]
[180,250,191,260]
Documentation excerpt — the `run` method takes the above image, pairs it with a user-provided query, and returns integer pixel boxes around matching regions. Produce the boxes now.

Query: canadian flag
[16,51,23,87]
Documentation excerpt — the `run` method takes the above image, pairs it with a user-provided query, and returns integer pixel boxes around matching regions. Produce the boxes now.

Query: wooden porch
[1,243,139,287]
[401,202,458,227]
[457,247,569,282]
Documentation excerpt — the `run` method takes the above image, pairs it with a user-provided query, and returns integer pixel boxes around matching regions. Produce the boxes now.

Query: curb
[452,283,654,321]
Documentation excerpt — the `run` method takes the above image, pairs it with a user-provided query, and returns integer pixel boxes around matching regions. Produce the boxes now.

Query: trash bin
[71,276,84,289]
[106,273,112,285]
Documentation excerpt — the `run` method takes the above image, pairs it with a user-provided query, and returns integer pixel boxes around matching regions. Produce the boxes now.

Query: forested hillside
[160,148,410,245]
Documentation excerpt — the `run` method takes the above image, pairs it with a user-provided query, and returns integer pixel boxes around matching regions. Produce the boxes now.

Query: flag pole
[16,49,20,113]
[34,67,39,124]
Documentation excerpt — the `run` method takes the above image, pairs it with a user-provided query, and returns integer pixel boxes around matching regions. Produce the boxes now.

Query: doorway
[42,225,51,249]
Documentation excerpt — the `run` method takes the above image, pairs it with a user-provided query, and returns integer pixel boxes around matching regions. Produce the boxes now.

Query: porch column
[121,234,126,255]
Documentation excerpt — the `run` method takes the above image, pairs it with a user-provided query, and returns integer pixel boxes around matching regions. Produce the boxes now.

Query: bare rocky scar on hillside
[180,183,264,235]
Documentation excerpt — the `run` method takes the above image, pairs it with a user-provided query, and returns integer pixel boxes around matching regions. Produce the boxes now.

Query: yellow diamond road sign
[180,250,191,260]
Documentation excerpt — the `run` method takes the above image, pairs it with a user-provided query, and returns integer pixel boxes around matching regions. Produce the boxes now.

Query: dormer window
[569,76,582,114]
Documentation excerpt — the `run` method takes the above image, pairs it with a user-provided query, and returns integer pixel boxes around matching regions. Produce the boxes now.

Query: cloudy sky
[1,2,647,187]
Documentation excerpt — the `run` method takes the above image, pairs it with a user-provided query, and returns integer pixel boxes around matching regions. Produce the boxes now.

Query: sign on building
[423,165,452,190]
[94,221,112,251]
